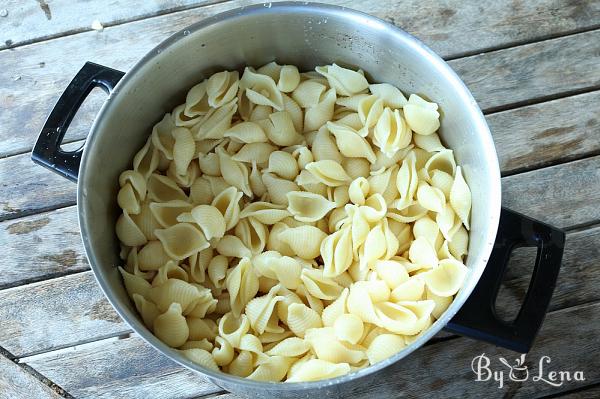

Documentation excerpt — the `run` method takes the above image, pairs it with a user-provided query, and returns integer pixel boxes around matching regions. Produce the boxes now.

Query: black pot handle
[31,62,125,182]
[445,207,565,352]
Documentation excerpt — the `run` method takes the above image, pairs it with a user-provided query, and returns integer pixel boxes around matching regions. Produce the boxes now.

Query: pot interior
[78,3,500,397]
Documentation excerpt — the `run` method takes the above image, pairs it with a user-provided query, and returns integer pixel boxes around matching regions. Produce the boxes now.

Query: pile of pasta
[116,62,472,382]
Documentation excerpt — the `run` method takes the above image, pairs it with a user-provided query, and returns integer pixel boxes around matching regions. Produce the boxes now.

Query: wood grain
[490,91,600,175]
[22,335,221,399]
[1,1,599,158]
[556,384,600,399]
[0,272,128,358]
[0,0,224,49]
[502,155,600,230]
[0,353,62,399]
[24,302,600,399]
[0,206,88,289]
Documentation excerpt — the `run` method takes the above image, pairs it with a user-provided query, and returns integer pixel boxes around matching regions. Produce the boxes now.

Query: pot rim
[78,1,501,390]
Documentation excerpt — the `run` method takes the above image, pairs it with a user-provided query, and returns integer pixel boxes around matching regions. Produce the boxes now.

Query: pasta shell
[408,236,438,269]
[197,152,220,176]
[349,177,370,205]
[292,80,326,108]
[186,204,226,240]
[449,225,469,260]
[403,94,440,135]
[150,200,193,228]
[373,301,418,335]
[227,350,254,377]
[327,121,376,163]
[191,100,237,140]
[278,65,301,92]
[373,108,412,157]
[342,157,370,180]
[334,313,364,345]
[153,303,189,347]
[358,95,384,129]
[180,348,219,371]
[184,80,210,117]
[266,222,295,256]
[240,67,284,111]
[286,191,336,222]
[286,303,322,337]
[233,142,278,164]
[266,337,310,357]
[116,210,147,246]
[366,334,405,365]
[335,111,363,130]
[436,203,456,241]
[155,223,208,260]
[292,146,314,169]
[278,225,327,259]
[414,132,445,152]
[347,282,379,324]
[248,356,294,382]
[179,339,213,351]
[321,227,353,278]
[189,176,214,205]
[375,259,409,289]
[275,286,304,324]
[138,240,172,271]
[369,83,408,108]
[336,94,370,112]
[187,317,218,340]
[322,288,349,327]
[395,151,418,209]
[148,278,201,314]
[245,285,285,334]
[185,247,212,284]
[296,284,324,315]
[211,186,243,230]
[304,88,336,132]
[423,258,468,297]
[212,335,235,366]
[390,276,426,302]
[413,216,441,249]
[305,327,365,364]
[117,183,142,215]
[306,160,351,187]
[119,266,151,298]
[226,258,259,317]
[262,172,300,206]
[311,126,343,163]
[425,149,456,179]
[216,147,252,197]
[358,222,387,270]
[132,293,160,330]
[219,312,251,348]
[427,288,453,319]
[287,359,351,382]
[450,166,471,230]
[235,217,268,255]
[224,121,267,143]
[171,127,195,175]
[216,235,252,258]
[301,268,343,300]
[266,151,299,180]
[431,169,454,199]
[371,145,413,172]
[239,201,290,225]
[315,63,368,96]
[256,61,282,80]
[207,255,229,288]
[151,114,176,160]
[207,70,239,108]
[282,93,304,132]
[238,333,267,360]
[133,137,159,179]
[258,111,304,146]
[147,173,188,203]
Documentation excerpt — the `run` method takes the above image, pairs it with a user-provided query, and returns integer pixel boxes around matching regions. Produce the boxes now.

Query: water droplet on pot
[183,30,190,36]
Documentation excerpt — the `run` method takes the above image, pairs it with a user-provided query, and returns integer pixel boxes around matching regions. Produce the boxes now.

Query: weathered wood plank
[0,272,128,358]
[491,91,600,175]
[1,1,599,158]
[0,353,63,399]
[556,384,600,399]
[22,335,221,399]
[0,0,224,50]
[2,216,598,358]
[502,155,600,229]
[24,302,600,399]
[0,206,88,289]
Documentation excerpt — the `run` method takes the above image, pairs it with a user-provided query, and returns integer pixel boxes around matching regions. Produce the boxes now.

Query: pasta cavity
[116,62,471,382]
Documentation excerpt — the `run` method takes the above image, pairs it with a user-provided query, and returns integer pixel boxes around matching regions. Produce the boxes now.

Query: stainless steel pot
[32,3,565,397]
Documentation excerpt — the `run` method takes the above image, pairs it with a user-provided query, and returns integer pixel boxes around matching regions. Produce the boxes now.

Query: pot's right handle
[445,207,565,353]
[31,62,125,182]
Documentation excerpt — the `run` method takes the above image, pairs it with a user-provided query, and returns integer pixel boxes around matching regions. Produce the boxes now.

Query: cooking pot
[32,2,565,397]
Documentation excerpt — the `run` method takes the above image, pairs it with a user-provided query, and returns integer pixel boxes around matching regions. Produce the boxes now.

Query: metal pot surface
[32,3,564,398]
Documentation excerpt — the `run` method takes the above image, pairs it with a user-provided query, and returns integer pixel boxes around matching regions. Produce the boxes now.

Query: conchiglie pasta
[117,62,472,382]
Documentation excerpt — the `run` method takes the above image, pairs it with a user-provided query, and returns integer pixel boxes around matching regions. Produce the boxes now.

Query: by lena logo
[471,353,585,388]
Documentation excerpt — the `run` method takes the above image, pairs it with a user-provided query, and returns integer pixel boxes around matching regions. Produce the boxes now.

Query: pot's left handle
[31,62,125,182]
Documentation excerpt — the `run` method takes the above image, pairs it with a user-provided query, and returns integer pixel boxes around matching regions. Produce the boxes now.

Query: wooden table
[1,0,599,398]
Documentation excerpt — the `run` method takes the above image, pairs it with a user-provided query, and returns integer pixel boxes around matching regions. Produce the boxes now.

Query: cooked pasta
[116,62,472,382]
